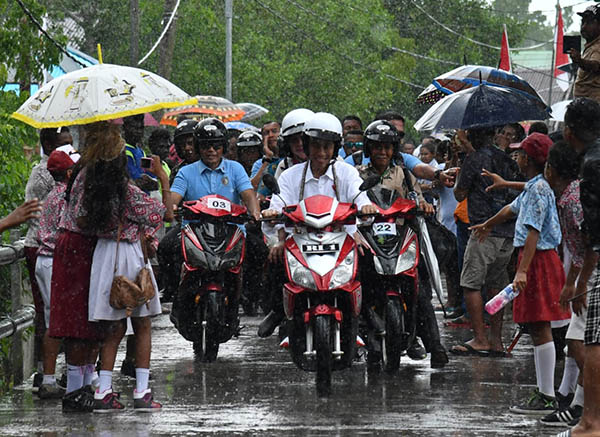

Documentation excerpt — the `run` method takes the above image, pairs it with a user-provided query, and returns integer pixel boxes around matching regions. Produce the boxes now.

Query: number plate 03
[206,197,231,212]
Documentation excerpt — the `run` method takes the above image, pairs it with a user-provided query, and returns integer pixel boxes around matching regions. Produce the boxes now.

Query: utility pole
[159,0,178,80]
[130,0,140,66]
[225,0,233,101]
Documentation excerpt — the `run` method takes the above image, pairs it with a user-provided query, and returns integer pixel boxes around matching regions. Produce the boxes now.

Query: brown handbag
[109,226,156,317]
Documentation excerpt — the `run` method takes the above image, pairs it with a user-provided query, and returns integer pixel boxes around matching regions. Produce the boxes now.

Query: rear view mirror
[359,175,380,192]
[262,173,280,194]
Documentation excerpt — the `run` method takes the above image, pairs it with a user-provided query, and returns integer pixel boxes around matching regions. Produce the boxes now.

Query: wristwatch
[262,157,273,164]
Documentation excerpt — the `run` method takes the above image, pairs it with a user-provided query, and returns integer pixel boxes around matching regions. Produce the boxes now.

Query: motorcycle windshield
[193,221,235,254]
[367,186,402,210]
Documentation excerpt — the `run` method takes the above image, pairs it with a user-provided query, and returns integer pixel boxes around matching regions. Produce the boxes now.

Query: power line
[252,0,425,90]
[409,0,551,51]
[138,0,181,65]
[281,0,460,66]
[14,0,87,68]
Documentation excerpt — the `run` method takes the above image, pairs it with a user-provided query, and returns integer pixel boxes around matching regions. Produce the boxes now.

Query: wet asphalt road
[0,308,561,436]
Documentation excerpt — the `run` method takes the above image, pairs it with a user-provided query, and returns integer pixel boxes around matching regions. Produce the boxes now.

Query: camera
[140,157,153,169]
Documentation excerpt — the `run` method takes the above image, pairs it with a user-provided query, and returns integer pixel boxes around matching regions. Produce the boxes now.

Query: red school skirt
[513,248,571,324]
[49,230,102,340]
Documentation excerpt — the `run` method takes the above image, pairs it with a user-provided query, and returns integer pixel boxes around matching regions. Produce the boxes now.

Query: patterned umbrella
[238,103,269,122]
[414,83,550,132]
[160,95,245,126]
[12,63,196,128]
[416,65,546,106]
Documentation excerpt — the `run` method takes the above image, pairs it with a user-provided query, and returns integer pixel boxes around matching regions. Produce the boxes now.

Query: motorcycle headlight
[395,239,417,274]
[286,251,317,290]
[329,251,355,289]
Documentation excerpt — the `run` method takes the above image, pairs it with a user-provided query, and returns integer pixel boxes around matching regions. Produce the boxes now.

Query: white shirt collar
[305,160,335,181]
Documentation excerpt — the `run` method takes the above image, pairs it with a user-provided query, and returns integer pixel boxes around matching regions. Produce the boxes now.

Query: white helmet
[281,108,315,137]
[303,112,342,143]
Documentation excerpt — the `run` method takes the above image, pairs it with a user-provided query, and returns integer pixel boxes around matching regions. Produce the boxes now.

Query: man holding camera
[570,5,600,103]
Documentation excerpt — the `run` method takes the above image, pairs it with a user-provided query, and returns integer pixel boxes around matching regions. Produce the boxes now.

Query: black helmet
[193,118,228,153]
[173,119,197,159]
[363,120,400,158]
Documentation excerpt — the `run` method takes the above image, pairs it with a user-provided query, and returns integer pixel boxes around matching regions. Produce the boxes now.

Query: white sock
[558,357,579,396]
[42,374,56,386]
[98,370,113,394]
[37,361,43,373]
[571,384,584,407]
[533,346,541,389]
[66,365,84,394]
[535,342,556,398]
[135,368,150,393]
[83,364,95,386]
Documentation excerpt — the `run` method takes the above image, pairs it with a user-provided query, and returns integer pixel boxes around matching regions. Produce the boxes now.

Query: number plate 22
[372,222,396,236]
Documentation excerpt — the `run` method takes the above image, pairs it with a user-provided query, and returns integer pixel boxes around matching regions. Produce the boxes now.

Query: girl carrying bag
[109,224,155,317]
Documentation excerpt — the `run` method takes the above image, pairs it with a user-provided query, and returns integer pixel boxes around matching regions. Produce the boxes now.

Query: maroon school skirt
[49,230,102,340]
[513,248,571,324]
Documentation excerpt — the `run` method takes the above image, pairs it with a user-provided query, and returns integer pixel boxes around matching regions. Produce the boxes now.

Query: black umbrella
[414,83,551,132]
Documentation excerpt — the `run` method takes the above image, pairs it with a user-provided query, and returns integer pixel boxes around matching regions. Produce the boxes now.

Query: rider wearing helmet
[236,130,263,176]
[169,119,200,184]
[357,120,448,369]
[168,119,261,333]
[258,112,378,338]
[274,108,314,179]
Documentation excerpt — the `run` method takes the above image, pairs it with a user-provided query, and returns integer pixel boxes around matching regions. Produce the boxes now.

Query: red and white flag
[554,4,570,91]
[499,24,512,73]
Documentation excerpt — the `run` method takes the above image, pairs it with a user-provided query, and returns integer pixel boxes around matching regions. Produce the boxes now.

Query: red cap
[509,133,553,165]
[47,150,75,173]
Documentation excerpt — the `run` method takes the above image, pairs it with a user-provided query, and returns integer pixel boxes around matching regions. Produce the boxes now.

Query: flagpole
[549,1,560,107]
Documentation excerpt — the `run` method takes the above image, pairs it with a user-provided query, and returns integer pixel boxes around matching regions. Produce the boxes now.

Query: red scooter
[358,186,421,371]
[262,174,378,396]
[170,195,247,362]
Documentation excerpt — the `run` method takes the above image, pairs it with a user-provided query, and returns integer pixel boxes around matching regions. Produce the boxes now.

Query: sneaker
[32,373,43,393]
[540,405,583,427]
[407,339,427,360]
[62,387,94,413]
[279,336,290,348]
[94,389,125,413]
[510,389,557,415]
[57,373,67,390]
[555,391,574,411]
[38,383,65,399]
[133,389,162,412]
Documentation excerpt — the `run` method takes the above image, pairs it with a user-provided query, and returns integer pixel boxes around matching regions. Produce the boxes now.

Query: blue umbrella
[414,83,551,132]
[225,121,259,131]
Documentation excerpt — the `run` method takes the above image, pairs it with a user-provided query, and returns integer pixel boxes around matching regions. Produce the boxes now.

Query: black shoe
[555,391,574,411]
[430,346,449,369]
[407,339,427,360]
[32,373,43,393]
[258,310,284,338]
[540,405,583,427]
[444,307,465,320]
[57,373,67,390]
[62,387,94,413]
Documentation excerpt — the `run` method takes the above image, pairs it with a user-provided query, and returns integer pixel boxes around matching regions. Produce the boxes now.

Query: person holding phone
[570,5,600,103]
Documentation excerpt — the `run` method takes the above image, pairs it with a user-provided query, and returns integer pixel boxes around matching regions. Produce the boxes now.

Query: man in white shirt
[258,112,377,337]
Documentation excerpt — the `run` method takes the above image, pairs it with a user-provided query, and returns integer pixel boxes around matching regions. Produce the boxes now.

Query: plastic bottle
[484,284,520,315]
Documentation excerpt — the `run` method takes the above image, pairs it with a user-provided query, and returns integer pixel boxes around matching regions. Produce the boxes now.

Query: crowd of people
[0,6,599,436]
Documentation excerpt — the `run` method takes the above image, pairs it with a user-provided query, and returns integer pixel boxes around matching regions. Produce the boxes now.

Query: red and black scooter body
[170,194,247,361]
[359,187,421,371]
[277,195,361,395]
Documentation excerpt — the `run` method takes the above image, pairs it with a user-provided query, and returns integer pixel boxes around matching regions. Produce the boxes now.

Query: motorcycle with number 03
[262,174,378,396]
[170,194,248,362]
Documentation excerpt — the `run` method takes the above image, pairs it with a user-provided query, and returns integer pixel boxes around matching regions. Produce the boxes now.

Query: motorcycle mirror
[359,175,380,192]
[262,173,280,195]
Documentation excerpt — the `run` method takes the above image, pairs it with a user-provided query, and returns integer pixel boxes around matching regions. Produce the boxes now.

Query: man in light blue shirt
[170,118,260,343]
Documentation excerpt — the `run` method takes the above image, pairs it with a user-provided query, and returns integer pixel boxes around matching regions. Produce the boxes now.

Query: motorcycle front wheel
[193,293,221,362]
[314,315,332,397]
[384,298,404,373]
